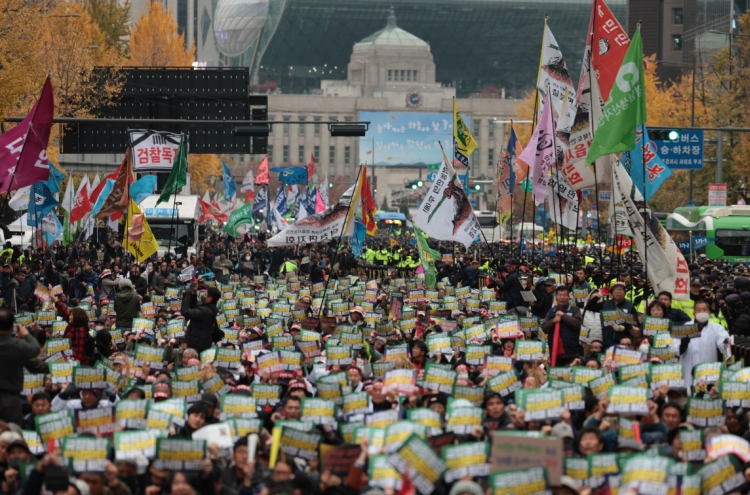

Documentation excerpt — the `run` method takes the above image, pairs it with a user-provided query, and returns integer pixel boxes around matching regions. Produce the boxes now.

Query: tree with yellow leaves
[129,0,195,66]
[189,154,222,195]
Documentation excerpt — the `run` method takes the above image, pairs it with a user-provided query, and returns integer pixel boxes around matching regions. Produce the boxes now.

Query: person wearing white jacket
[677,300,730,389]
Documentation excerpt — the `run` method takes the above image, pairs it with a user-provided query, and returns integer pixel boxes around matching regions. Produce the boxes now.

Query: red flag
[551,321,564,366]
[70,182,91,223]
[577,0,630,102]
[361,166,377,235]
[90,167,120,204]
[96,151,133,218]
[0,77,55,193]
[200,199,229,223]
[396,468,415,495]
[243,189,255,203]
[255,156,269,185]
[306,153,315,183]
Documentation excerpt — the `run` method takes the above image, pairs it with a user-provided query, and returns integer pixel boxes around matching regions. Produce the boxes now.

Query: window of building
[488,122,494,138]
[674,8,683,25]
[314,146,320,163]
[298,146,305,163]
[488,148,494,167]
[283,116,290,134]
[314,116,321,135]
[473,119,480,138]
[329,146,335,164]
[352,69,362,82]
[387,70,393,82]
[345,146,351,165]
[283,145,289,163]
[268,116,274,133]
[673,34,682,51]
[268,145,274,163]
[299,116,306,135]
[400,70,405,81]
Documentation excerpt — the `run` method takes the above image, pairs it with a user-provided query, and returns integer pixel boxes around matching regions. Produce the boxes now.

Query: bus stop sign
[652,130,704,170]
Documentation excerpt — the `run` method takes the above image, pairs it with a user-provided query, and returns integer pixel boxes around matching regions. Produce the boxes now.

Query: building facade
[260,9,518,207]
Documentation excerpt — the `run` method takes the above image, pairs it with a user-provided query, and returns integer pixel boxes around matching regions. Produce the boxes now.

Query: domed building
[262,9,517,208]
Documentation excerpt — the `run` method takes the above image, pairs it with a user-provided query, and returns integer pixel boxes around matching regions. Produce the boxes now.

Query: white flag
[8,186,30,211]
[538,23,577,132]
[297,203,308,221]
[611,159,690,301]
[319,175,329,207]
[547,173,579,230]
[414,147,481,248]
[202,190,211,203]
[241,170,254,192]
[61,176,74,213]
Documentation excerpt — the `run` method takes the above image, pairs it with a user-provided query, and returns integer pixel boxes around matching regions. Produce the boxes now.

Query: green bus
[666,205,750,262]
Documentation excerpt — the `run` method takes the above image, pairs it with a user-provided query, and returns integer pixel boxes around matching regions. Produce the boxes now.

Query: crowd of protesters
[0,227,748,495]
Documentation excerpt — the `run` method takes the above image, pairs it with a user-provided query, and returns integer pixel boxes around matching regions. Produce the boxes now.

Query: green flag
[585,27,646,165]
[414,226,440,288]
[224,201,253,236]
[156,137,187,206]
[62,210,73,245]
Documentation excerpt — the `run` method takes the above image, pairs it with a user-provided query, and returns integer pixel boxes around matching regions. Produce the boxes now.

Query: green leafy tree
[380,196,389,212]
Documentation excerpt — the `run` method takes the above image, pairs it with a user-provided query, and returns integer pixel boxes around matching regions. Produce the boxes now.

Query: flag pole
[317,165,364,319]
[640,123,649,294]
[507,121,514,249]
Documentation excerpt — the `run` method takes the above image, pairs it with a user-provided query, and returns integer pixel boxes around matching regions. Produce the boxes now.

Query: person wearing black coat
[181,285,222,352]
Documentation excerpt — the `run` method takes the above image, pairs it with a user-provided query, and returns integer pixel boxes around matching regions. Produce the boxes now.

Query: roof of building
[356,8,429,48]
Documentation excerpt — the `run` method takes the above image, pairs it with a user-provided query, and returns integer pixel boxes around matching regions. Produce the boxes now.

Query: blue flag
[46,164,66,194]
[252,185,268,215]
[623,125,673,201]
[130,176,157,206]
[223,163,236,201]
[271,166,308,185]
[274,187,289,216]
[292,188,304,218]
[90,179,114,217]
[306,187,317,215]
[351,221,366,257]
[27,182,58,227]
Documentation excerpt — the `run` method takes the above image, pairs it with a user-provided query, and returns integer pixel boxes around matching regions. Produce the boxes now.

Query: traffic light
[328,182,333,188]
[405,179,424,190]
[468,179,481,191]
[648,129,681,142]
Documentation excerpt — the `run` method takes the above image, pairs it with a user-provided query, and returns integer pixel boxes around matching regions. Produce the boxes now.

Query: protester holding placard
[0,308,40,425]
[49,293,92,366]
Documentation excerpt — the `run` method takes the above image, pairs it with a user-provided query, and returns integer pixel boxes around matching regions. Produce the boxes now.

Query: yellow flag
[587,233,593,244]
[390,238,398,247]
[124,199,159,262]
[453,99,477,162]
[343,168,365,235]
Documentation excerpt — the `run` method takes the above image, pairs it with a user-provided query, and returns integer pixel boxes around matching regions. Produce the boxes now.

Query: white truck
[140,194,201,258]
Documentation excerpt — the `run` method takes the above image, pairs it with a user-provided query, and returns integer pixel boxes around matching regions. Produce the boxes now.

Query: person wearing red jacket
[50,293,92,365]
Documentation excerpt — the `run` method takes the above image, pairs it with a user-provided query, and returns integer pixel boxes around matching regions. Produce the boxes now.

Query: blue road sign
[598,192,612,202]
[652,129,704,170]
[686,201,697,207]
[426,172,437,182]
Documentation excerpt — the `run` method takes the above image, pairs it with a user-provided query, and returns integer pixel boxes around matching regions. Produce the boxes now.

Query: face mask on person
[182,264,187,268]
[95,326,104,331]
[245,256,250,261]
[638,342,649,354]
[146,265,152,272]
[695,312,710,323]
